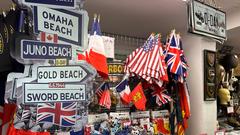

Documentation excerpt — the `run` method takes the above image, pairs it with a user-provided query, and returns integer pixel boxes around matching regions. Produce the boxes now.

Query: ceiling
[0,0,240,49]
[84,0,240,38]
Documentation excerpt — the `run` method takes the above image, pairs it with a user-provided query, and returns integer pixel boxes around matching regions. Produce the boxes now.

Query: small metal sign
[24,83,86,103]
[23,0,77,9]
[37,66,88,83]
[33,6,89,48]
[21,40,72,60]
[188,0,226,40]
[108,63,124,75]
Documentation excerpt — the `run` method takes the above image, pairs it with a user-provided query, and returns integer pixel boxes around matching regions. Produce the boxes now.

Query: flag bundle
[78,15,109,80]
[96,82,111,109]
[165,30,188,82]
[124,34,168,86]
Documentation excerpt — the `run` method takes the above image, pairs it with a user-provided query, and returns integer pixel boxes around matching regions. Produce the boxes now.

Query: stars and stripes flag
[165,30,188,82]
[151,86,172,107]
[96,82,111,109]
[124,34,168,86]
[37,102,77,127]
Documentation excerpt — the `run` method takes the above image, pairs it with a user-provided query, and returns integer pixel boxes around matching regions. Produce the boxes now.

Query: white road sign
[37,66,88,83]
[24,83,86,103]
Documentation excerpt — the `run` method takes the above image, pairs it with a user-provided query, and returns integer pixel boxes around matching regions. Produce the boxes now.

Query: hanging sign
[21,40,72,60]
[108,63,124,75]
[23,0,76,9]
[37,66,88,83]
[188,0,226,40]
[33,6,88,47]
[24,83,86,103]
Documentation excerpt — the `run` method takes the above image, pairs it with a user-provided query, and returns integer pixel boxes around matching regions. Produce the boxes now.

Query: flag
[130,83,146,110]
[96,82,111,109]
[165,31,188,82]
[21,108,31,122]
[87,17,108,79]
[0,105,3,126]
[151,86,172,107]
[124,34,168,86]
[40,32,58,43]
[165,32,182,75]
[0,103,16,135]
[115,79,131,104]
[37,102,77,127]
[178,36,188,79]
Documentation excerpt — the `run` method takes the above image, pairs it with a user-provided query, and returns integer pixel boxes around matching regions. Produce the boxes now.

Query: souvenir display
[0,1,191,135]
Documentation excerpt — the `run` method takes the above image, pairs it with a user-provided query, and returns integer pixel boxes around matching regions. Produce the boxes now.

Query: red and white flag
[86,18,108,79]
[96,82,111,109]
[40,32,58,43]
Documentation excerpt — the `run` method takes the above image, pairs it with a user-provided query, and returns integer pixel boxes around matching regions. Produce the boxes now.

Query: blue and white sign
[33,6,88,47]
[21,40,72,60]
[23,0,76,9]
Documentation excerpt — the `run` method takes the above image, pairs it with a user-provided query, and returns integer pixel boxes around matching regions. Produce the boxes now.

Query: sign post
[37,66,88,83]
[21,40,72,60]
[33,6,89,50]
[24,83,86,103]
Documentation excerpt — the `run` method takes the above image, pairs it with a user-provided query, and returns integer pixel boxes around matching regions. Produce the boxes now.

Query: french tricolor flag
[115,79,131,105]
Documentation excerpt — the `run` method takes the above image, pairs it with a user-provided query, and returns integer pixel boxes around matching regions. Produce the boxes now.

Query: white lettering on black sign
[24,83,85,103]
[37,66,87,83]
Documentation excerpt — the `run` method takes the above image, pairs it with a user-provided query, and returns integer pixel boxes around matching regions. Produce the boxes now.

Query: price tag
[56,59,68,66]
[227,107,234,114]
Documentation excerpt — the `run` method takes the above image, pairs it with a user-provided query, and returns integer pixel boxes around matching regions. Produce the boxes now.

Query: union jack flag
[151,87,172,107]
[37,102,77,127]
[165,31,188,82]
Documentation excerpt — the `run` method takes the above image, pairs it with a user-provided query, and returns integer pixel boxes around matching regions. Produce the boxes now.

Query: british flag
[37,102,77,127]
[165,31,184,82]
[151,87,172,107]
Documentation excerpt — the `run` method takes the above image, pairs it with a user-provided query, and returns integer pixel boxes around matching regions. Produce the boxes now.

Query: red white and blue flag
[124,34,168,86]
[37,102,77,127]
[96,82,111,109]
[165,31,188,82]
[151,86,172,106]
[115,79,131,104]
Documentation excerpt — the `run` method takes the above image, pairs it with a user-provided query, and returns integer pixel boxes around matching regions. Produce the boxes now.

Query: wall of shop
[183,33,217,135]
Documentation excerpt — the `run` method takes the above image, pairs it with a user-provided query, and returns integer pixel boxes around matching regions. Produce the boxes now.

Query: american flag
[124,34,168,86]
[37,102,77,127]
[96,82,111,109]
